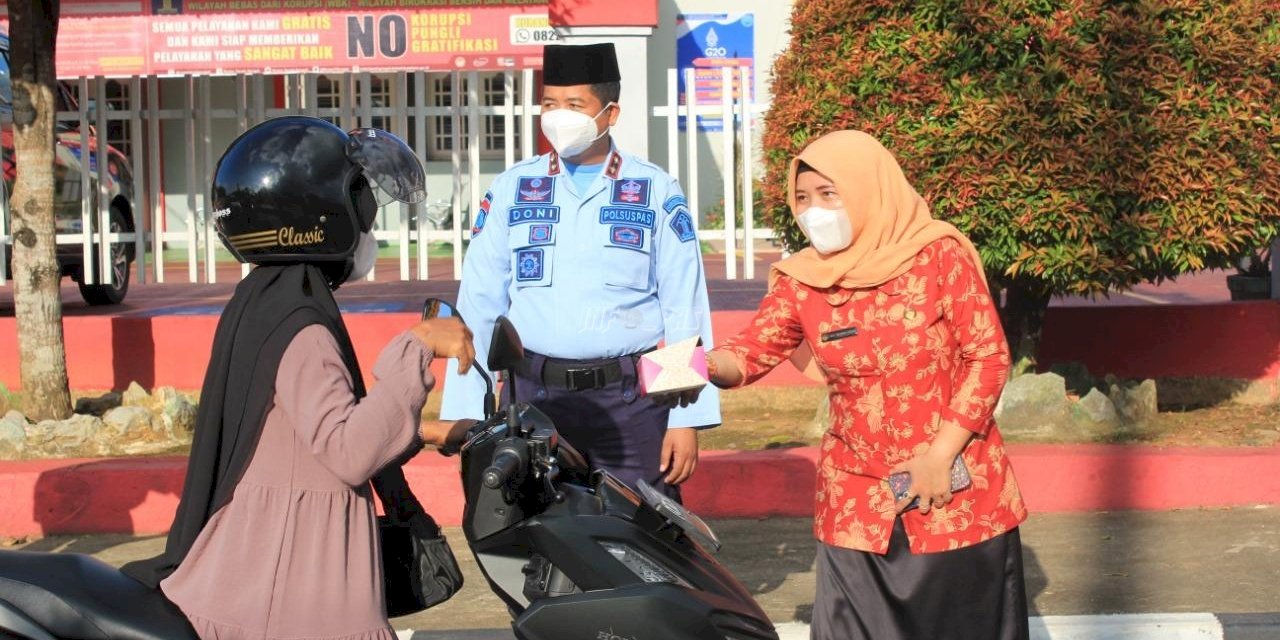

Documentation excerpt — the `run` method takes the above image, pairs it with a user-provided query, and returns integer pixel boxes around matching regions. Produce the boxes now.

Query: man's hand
[442,418,478,454]
[654,387,702,409]
[659,427,699,485]
[409,318,475,374]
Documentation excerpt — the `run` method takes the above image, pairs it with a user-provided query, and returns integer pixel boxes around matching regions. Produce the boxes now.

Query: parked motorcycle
[427,297,779,640]
[0,549,198,639]
[0,300,779,640]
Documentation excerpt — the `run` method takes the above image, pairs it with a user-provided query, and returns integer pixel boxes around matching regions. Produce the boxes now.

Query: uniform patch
[611,178,651,207]
[472,191,492,235]
[609,225,645,251]
[669,209,697,243]
[604,151,622,179]
[515,248,544,282]
[508,205,561,225]
[517,177,555,203]
[599,206,656,229]
[528,224,554,246]
[662,194,688,214]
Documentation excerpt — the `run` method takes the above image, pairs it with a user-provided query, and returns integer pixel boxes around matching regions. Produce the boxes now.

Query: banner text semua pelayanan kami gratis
[0,0,554,77]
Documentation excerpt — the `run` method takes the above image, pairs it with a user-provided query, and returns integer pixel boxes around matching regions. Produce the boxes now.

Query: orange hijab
[773,130,987,380]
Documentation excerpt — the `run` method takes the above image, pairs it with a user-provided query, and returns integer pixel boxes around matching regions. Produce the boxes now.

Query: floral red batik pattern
[719,238,1027,554]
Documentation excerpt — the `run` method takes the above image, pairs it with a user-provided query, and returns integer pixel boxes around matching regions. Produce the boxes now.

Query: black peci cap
[542,43,621,86]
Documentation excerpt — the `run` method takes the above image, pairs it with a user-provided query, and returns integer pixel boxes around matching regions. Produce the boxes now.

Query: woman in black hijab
[123,117,472,640]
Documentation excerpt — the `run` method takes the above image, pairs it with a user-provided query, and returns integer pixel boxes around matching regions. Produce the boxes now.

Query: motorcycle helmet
[211,116,426,286]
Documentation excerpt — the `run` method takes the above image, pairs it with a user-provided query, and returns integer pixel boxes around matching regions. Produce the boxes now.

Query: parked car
[0,33,137,305]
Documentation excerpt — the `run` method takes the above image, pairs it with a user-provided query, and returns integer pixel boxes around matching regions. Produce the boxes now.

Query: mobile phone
[886,456,972,510]
[887,471,918,509]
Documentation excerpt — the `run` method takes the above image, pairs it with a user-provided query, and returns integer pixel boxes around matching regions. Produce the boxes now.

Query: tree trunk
[8,0,71,421]
[992,278,1052,378]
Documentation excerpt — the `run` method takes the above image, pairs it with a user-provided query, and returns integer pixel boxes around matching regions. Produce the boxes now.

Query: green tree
[7,0,71,420]
[764,0,1280,367]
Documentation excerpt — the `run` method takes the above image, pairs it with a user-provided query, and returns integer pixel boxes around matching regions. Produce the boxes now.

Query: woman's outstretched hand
[410,318,475,374]
[705,349,744,388]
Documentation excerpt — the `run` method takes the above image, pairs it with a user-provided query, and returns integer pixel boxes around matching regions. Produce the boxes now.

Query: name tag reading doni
[821,327,859,342]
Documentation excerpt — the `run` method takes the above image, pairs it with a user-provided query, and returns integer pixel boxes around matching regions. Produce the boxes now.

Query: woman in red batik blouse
[705,130,1029,640]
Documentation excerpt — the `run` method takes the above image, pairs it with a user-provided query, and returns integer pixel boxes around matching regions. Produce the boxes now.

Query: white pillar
[554,26,654,159]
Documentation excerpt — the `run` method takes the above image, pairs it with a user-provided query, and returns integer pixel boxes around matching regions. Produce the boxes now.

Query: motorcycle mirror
[487,316,524,373]
[422,297,456,320]
[489,316,524,410]
[422,297,497,420]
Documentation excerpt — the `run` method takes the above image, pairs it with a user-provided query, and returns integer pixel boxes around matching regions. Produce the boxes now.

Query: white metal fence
[653,67,774,280]
[0,67,775,289]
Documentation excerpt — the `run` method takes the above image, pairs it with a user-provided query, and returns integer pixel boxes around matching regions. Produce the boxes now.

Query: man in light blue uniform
[439,43,719,500]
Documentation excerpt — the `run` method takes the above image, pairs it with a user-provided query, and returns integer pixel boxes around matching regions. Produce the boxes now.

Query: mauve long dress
[160,325,433,640]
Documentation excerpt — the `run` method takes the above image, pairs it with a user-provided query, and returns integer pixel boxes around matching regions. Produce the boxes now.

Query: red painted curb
[2,444,1277,537]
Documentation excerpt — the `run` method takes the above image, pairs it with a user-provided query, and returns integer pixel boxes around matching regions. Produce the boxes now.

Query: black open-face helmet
[211,116,425,285]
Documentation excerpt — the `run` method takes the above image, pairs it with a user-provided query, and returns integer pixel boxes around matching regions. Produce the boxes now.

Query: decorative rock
[0,412,26,460]
[1077,388,1120,424]
[153,387,197,438]
[121,382,153,409]
[26,414,105,458]
[74,391,123,417]
[1071,388,1123,438]
[1110,379,1159,425]
[0,386,10,417]
[102,406,155,433]
[994,373,1073,441]
[99,406,171,456]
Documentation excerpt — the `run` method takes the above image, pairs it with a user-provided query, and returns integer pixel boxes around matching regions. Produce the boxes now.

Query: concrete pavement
[13,507,1280,638]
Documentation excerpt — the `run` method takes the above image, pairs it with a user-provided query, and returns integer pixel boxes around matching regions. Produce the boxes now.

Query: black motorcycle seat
[0,549,198,640]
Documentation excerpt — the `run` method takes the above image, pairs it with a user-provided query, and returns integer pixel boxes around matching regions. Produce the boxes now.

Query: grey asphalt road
[11,505,1279,636]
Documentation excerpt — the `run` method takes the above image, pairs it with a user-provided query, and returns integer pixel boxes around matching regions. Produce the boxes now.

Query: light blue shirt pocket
[601,225,652,291]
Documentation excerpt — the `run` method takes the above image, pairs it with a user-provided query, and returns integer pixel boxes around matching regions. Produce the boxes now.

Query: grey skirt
[812,518,1029,640]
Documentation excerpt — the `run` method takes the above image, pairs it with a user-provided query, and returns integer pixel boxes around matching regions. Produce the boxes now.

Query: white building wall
[646,0,794,223]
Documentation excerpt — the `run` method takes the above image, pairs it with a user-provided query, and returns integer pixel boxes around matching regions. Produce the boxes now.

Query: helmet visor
[346,127,427,206]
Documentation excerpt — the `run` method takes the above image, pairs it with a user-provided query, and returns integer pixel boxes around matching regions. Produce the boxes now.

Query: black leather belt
[521,350,647,392]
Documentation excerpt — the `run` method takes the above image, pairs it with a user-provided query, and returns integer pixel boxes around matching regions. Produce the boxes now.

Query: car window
[0,49,12,119]
[0,49,75,127]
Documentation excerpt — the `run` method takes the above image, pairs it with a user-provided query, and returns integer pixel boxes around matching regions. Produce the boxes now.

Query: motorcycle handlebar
[483,449,523,489]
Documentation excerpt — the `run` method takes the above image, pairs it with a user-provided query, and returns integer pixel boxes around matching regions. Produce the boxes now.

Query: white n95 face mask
[540,103,613,158]
[348,230,378,281]
[796,206,854,255]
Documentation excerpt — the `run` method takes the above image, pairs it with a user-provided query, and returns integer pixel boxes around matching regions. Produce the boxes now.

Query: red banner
[0,0,553,77]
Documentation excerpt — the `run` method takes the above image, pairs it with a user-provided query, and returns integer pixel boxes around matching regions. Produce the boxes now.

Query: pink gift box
[638,337,708,397]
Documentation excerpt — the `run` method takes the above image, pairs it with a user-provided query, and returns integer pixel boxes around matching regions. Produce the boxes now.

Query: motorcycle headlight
[600,541,690,587]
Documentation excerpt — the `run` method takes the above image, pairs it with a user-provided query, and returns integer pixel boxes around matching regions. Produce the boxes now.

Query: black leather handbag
[372,466,464,618]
